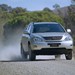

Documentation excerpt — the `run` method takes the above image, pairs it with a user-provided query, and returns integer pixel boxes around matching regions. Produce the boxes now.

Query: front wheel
[21,44,27,59]
[65,50,72,60]
[28,45,36,61]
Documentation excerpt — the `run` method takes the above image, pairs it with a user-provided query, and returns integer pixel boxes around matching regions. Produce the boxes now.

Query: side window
[27,24,31,31]
[27,23,33,33]
[29,24,33,32]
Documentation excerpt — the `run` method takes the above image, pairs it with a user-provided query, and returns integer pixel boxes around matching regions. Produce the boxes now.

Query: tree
[0,4,12,12]
[12,7,27,14]
[71,0,75,5]
[53,4,60,9]
[43,7,52,12]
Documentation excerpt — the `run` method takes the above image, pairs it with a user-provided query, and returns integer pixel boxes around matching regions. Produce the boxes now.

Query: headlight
[33,37,44,42]
[64,36,72,41]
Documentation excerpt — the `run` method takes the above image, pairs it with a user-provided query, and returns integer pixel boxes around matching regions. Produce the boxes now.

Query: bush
[5,11,64,29]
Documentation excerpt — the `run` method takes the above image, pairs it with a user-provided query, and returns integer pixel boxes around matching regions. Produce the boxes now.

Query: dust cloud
[0,28,23,61]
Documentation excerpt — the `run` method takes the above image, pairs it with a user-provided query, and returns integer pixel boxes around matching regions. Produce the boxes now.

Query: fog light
[70,44,73,46]
[34,45,37,48]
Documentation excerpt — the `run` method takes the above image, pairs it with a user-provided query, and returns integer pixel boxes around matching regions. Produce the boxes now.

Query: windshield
[33,24,65,33]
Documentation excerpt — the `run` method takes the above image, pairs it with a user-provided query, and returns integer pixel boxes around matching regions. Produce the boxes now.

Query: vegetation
[68,7,75,25]
[43,7,52,12]
[71,0,75,5]
[53,4,60,9]
[5,11,64,28]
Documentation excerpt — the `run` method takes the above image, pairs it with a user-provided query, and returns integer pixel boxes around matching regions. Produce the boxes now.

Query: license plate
[48,43,60,47]
[50,44,59,47]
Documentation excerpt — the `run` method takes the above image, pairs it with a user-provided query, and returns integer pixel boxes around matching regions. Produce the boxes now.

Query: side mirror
[67,29,71,33]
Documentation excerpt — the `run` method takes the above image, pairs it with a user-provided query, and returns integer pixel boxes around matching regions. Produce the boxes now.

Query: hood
[32,32,68,37]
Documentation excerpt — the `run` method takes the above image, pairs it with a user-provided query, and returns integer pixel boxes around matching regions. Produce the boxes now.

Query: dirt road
[0,60,75,75]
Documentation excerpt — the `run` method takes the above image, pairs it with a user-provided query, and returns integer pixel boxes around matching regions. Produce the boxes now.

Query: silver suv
[21,22,73,60]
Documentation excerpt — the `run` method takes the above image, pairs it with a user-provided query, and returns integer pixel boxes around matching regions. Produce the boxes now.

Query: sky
[0,0,71,11]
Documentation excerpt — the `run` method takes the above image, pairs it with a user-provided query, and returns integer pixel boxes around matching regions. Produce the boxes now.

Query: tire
[28,44,36,61]
[65,50,72,60]
[21,44,27,59]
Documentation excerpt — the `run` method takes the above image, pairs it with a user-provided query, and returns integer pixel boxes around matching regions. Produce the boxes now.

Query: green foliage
[0,12,13,20]
[0,4,12,12]
[5,11,64,29]
[43,7,52,12]
[12,7,27,15]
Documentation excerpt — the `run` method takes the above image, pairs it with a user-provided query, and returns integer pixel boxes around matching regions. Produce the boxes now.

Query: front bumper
[31,41,73,50]
[32,48,72,55]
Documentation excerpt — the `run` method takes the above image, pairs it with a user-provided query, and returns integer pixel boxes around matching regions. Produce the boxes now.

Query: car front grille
[43,36,62,41]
